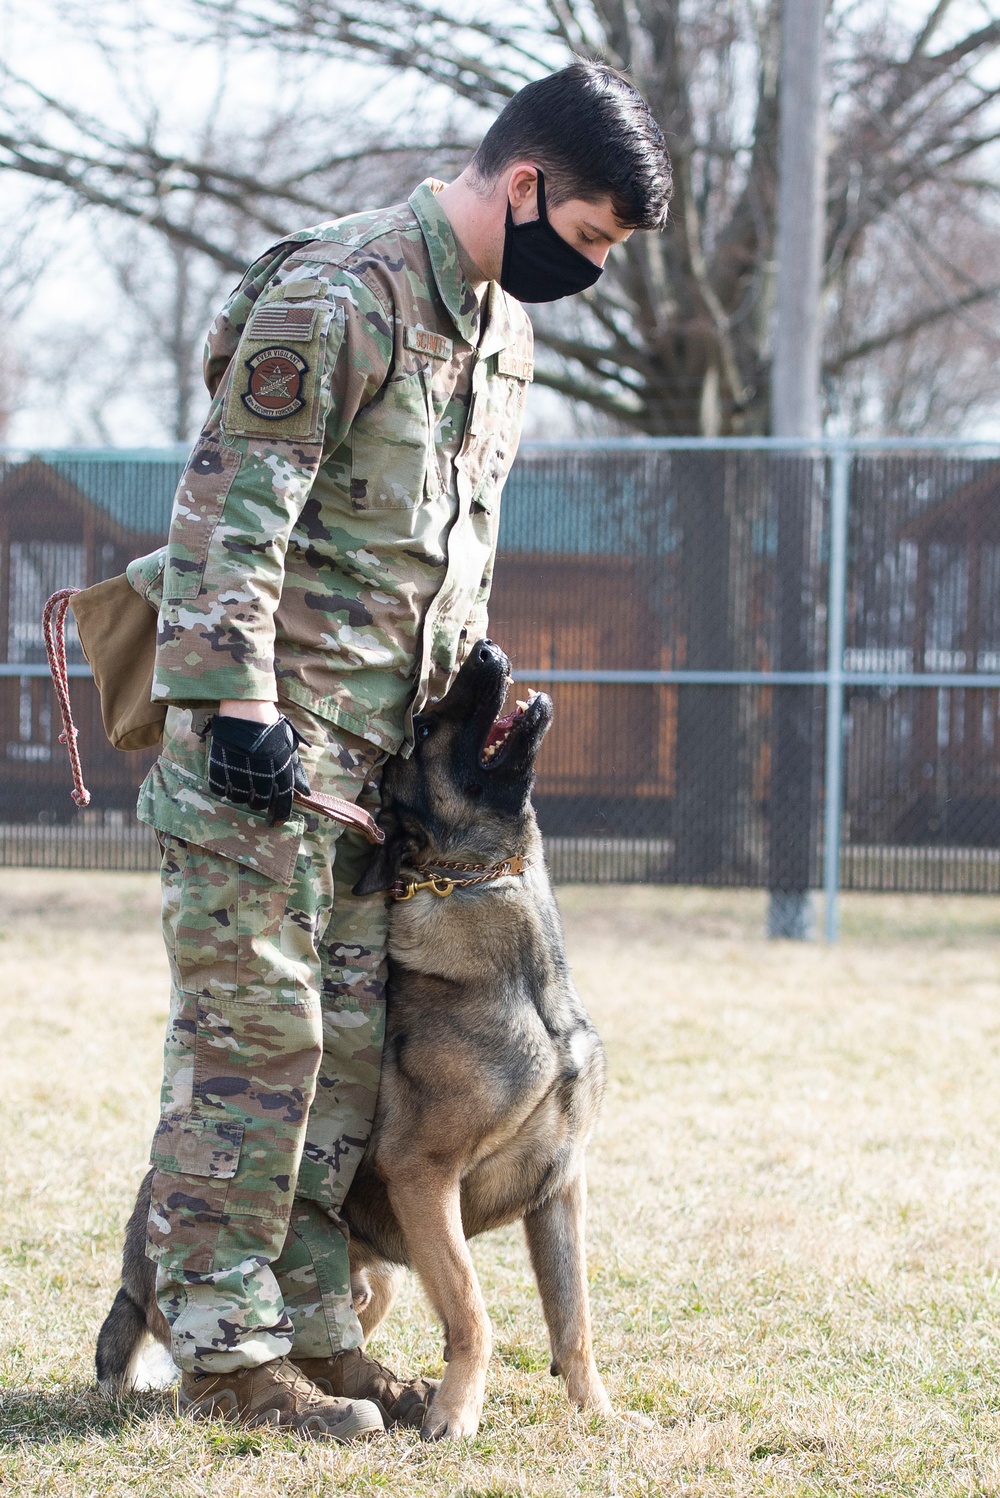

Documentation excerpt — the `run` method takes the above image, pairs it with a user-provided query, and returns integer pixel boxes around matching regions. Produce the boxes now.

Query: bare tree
[91,229,228,442]
[0,345,25,444]
[1,1,999,436]
[0,47,472,443]
[828,175,1000,435]
[0,188,67,442]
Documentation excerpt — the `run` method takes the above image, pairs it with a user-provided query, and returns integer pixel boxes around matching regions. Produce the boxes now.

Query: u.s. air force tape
[496,350,534,381]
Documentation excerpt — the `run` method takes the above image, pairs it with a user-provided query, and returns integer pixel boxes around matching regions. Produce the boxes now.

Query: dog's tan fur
[97,641,611,1439]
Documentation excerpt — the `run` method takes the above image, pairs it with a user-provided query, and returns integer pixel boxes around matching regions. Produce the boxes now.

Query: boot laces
[354,1348,408,1396]
[276,1357,330,1407]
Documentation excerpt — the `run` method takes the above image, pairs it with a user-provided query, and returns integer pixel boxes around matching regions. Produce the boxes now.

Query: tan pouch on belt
[68,574,165,750]
[63,576,384,843]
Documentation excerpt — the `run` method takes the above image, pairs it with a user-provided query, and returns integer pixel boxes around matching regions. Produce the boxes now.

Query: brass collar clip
[390,854,528,902]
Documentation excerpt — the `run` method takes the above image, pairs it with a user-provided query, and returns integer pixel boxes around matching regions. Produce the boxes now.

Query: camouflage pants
[137,704,388,1374]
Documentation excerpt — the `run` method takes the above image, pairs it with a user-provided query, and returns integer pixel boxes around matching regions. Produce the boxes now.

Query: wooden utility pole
[768,0,827,940]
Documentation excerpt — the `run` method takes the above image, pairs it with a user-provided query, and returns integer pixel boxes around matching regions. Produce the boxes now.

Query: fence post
[823,446,850,942]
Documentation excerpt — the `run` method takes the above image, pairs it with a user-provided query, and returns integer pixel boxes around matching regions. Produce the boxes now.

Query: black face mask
[499,171,604,304]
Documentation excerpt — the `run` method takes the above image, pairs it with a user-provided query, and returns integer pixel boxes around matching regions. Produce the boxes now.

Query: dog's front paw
[611,1407,656,1430]
[564,1365,614,1418]
[419,1388,482,1441]
[350,1269,372,1313]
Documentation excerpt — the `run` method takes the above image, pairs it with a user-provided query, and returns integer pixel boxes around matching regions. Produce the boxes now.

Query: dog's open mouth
[480,690,542,769]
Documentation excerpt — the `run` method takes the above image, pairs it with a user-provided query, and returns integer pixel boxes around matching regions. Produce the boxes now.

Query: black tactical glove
[208,714,311,826]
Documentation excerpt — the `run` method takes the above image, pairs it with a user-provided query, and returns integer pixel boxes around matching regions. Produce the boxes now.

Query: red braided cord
[42,589,91,808]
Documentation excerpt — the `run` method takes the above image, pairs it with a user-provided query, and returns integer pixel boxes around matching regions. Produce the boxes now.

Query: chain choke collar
[390,855,529,902]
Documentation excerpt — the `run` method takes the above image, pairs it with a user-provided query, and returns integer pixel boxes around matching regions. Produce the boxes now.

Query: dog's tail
[96,1169,176,1394]
[95,1287,153,1391]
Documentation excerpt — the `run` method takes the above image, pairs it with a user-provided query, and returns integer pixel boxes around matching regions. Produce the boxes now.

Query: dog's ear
[353,831,407,896]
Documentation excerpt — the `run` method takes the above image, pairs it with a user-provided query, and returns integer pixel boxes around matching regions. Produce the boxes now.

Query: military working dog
[97,639,611,1439]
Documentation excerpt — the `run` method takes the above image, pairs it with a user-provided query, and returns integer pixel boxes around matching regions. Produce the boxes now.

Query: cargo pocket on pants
[143,755,309,1005]
[146,1113,245,1274]
[235,862,315,1002]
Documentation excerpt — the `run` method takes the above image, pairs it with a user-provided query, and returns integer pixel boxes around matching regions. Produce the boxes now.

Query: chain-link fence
[2,440,999,928]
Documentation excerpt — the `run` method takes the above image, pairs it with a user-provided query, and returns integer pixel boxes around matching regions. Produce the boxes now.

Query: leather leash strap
[293,789,385,845]
[391,854,528,902]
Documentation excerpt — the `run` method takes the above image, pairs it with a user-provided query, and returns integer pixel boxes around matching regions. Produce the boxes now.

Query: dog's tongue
[484,709,518,750]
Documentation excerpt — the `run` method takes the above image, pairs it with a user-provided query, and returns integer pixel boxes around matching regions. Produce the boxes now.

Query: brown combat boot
[178,1356,385,1441]
[294,1348,439,1429]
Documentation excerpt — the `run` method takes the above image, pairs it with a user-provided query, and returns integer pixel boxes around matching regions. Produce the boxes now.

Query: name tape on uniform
[497,350,534,382]
[405,326,454,361]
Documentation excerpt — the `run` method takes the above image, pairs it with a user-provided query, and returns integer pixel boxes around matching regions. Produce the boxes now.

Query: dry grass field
[3,872,1000,1496]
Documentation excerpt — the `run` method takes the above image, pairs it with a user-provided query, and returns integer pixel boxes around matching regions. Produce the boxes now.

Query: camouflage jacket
[130,180,533,754]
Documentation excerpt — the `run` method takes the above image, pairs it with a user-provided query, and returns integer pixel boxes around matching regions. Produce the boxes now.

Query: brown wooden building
[490,552,675,809]
[0,457,167,820]
[1,453,680,830]
[847,462,1000,846]
[6,446,997,859]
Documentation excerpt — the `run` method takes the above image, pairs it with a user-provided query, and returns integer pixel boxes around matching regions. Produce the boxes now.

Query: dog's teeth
[516,699,528,711]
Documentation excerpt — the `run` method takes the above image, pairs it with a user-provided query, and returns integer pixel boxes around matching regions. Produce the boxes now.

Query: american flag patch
[247,304,319,341]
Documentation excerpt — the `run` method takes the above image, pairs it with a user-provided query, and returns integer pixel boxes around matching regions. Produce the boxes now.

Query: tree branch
[878,18,1000,119]
[680,179,750,407]
[532,364,644,420]
[535,323,655,383]
[188,0,548,105]
[0,134,247,271]
[826,281,1000,371]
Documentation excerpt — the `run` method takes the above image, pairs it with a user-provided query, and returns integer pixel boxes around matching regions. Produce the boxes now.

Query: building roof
[39,449,186,539]
[897,460,1000,545]
[0,444,680,556]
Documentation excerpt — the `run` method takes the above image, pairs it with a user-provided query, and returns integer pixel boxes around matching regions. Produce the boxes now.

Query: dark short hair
[471,62,672,231]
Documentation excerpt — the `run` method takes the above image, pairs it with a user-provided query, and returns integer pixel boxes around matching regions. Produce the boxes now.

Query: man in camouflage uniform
[128,62,671,1438]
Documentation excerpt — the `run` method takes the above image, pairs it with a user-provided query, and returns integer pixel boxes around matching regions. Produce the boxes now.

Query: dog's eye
[416,720,434,741]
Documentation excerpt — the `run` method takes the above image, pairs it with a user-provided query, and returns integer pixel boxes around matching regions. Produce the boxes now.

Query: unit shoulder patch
[222,304,343,440]
[241,347,309,421]
[405,326,454,361]
[497,350,534,382]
